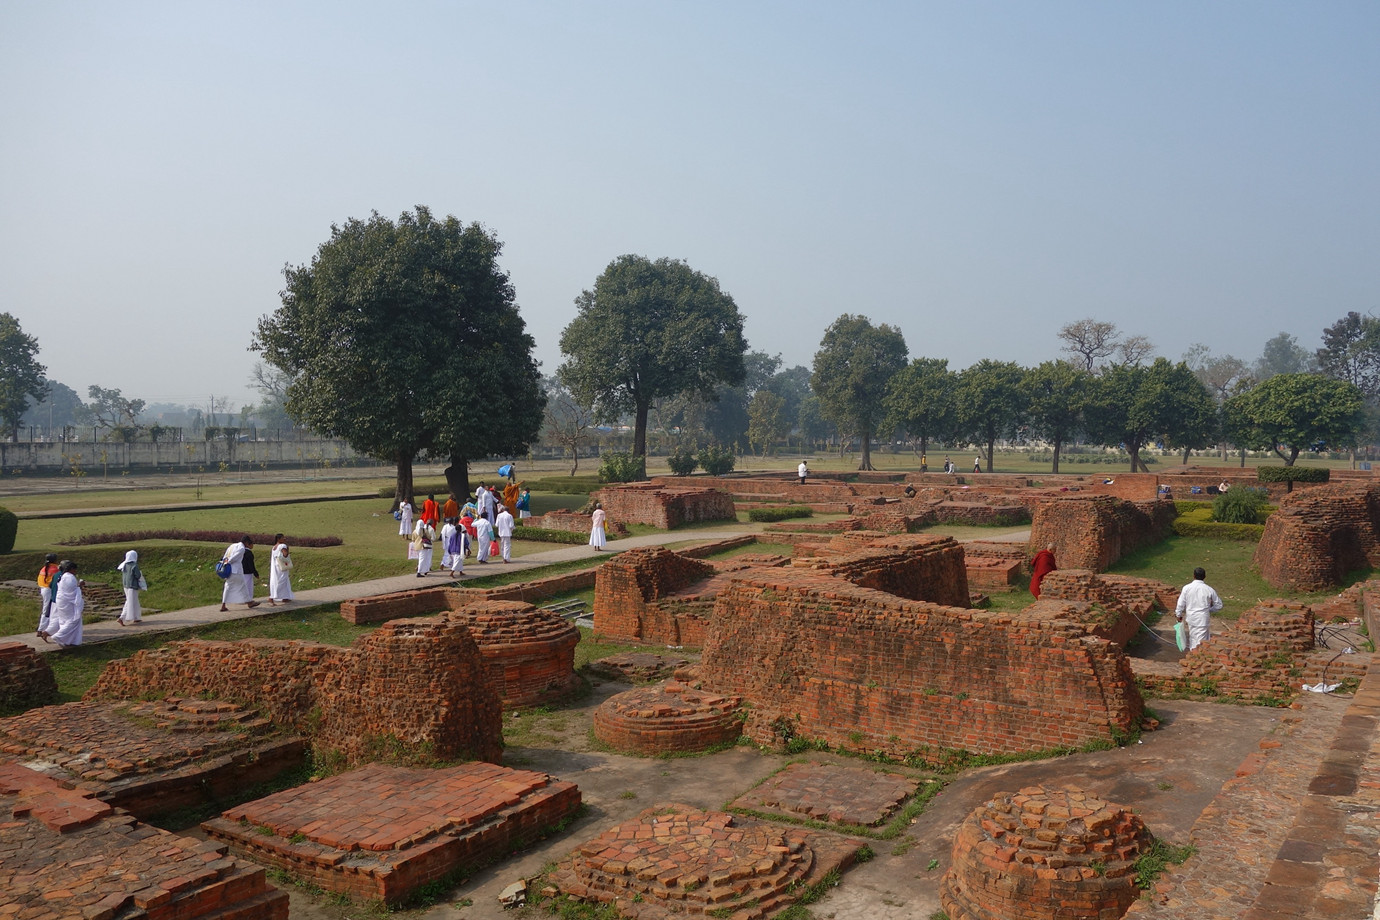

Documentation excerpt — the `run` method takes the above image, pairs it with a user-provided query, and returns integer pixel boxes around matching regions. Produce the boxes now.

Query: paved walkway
[1,527,762,653]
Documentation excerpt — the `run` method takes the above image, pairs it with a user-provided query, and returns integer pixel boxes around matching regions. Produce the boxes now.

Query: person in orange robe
[1029,544,1058,598]
[420,494,440,527]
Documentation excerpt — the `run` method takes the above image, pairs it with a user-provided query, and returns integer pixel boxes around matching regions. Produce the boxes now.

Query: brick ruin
[729,761,920,828]
[697,569,1143,762]
[341,573,600,623]
[203,761,581,907]
[85,617,504,766]
[0,640,56,712]
[544,803,865,920]
[1254,482,1380,591]
[0,697,307,821]
[592,680,743,755]
[522,508,629,537]
[1029,495,1176,572]
[1034,570,1171,648]
[593,535,969,646]
[941,786,1151,920]
[593,482,738,528]
[0,761,289,918]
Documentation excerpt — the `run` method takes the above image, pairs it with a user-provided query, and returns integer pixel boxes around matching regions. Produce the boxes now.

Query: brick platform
[0,697,306,821]
[730,762,919,828]
[0,640,56,712]
[592,546,721,645]
[546,803,865,920]
[203,761,580,906]
[941,786,1151,920]
[593,681,743,755]
[1029,495,1176,572]
[433,600,580,708]
[0,761,288,919]
[593,484,738,529]
[86,616,504,767]
[699,569,1144,762]
[587,652,692,683]
[1255,482,1380,591]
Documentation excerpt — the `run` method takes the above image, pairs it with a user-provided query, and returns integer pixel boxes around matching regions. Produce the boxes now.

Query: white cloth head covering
[118,550,138,570]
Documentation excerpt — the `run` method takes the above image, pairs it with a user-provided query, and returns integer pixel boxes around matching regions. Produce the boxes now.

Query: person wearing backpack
[117,550,146,625]
[35,553,60,639]
[218,536,260,611]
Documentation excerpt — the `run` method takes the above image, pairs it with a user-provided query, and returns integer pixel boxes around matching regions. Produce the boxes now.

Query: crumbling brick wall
[698,569,1143,761]
[592,547,718,644]
[522,510,628,537]
[798,534,971,608]
[1037,570,1169,647]
[0,641,57,711]
[85,619,503,765]
[1254,483,1380,591]
[593,484,737,528]
[432,600,581,708]
[1028,495,1176,572]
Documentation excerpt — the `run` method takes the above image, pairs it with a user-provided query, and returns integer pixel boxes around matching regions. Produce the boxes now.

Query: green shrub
[1257,466,1330,484]
[598,451,645,483]
[666,446,698,477]
[1211,487,1269,525]
[0,507,15,554]
[746,506,813,523]
[697,445,736,476]
[515,525,610,545]
[1171,506,1264,541]
[523,476,600,495]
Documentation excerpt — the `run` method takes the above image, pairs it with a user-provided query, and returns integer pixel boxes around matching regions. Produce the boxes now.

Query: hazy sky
[2,2,1376,412]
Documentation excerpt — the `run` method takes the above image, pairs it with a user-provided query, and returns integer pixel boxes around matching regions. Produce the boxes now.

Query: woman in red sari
[1030,544,1058,598]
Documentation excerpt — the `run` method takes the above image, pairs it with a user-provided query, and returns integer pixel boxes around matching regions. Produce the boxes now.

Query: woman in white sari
[47,561,85,647]
[117,550,144,625]
[218,537,259,611]
[269,535,294,605]
[398,499,414,537]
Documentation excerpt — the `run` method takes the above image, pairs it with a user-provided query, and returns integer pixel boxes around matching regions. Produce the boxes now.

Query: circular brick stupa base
[592,682,742,755]
[548,804,862,920]
[941,786,1151,920]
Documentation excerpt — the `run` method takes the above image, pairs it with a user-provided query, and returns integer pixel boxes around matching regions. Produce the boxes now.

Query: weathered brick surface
[592,681,743,754]
[342,571,603,624]
[432,600,581,708]
[523,509,628,536]
[0,760,288,919]
[203,761,580,906]
[593,484,738,528]
[1037,570,1170,647]
[0,640,56,711]
[798,533,971,608]
[941,786,1150,920]
[698,569,1144,761]
[85,618,504,766]
[0,697,306,820]
[730,761,919,827]
[592,546,719,645]
[587,652,691,683]
[547,803,864,920]
[1029,495,1176,572]
[1254,482,1380,591]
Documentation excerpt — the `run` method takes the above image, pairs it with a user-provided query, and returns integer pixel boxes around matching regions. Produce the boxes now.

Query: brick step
[192,886,290,920]
[1127,672,1380,918]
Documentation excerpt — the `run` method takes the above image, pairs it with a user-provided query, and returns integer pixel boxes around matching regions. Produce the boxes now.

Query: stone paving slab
[0,697,307,820]
[202,761,581,906]
[730,761,920,828]
[0,760,288,919]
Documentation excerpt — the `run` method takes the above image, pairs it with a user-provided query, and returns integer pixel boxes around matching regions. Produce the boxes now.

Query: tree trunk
[632,401,649,462]
[1239,447,1246,468]
[444,456,471,501]
[393,452,415,512]
[858,426,874,470]
[1182,446,1191,465]
[986,435,996,473]
[569,449,579,476]
[1052,438,1062,474]
[919,434,929,471]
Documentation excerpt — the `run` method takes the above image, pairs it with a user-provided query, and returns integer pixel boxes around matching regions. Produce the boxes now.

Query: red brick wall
[592,683,743,755]
[342,570,602,625]
[1254,483,1380,591]
[432,600,581,709]
[85,619,504,766]
[592,547,718,643]
[801,534,971,608]
[523,510,628,536]
[1028,495,1176,572]
[697,569,1144,761]
[0,641,56,711]
[593,484,738,528]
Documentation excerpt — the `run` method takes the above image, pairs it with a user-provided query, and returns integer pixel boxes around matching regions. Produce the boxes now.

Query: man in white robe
[1175,567,1223,651]
[397,499,413,537]
[219,537,259,610]
[439,519,459,571]
[496,506,516,563]
[414,519,436,577]
[473,514,494,563]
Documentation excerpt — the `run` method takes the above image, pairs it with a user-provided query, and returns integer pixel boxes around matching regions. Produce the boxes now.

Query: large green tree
[954,359,1027,472]
[1317,312,1380,397]
[1225,373,1365,466]
[1254,331,1317,380]
[884,357,956,464]
[1085,358,1214,472]
[811,314,908,470]
[1024,360,1090,473]
[559,255,747,461]
[0,313,48,441]
[253,206,544,505]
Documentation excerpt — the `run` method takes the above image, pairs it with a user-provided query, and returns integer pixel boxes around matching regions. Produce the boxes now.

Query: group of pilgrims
[398,480,532,577]
[218,534,295,611]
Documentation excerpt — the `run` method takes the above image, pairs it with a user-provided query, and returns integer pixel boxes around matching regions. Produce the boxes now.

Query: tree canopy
[0,313,48,442]
[253,206,544,503]
[1316,311,1380,397]
[1085,358,1214,471]
[811,314,908,470]
[1226,373,1365,466]
[954,359,1027,472]
[558,255,747,461]
[1024,360,1089,472]
[1254,332,1317,380]
[884,357,956,462]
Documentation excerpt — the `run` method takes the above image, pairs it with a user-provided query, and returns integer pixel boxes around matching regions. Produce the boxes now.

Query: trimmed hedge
[57,529,343,548]
[697,444,736,476]
[667,446,698,476]
[746,506,814,523]
[0,507,15,554]
[1257,466,1330,484]
[514,524,614,545]
[524,476,601,495]
[1171,506,1265,541]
